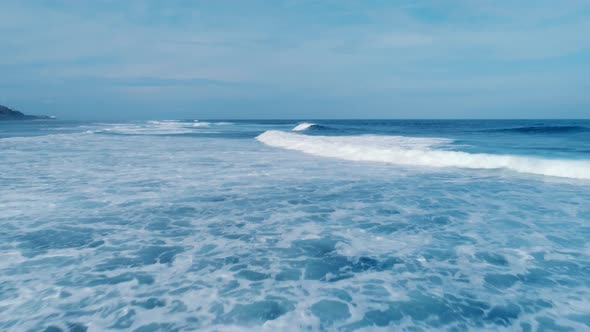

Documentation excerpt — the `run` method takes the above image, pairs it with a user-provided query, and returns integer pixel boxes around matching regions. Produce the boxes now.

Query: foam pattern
[0,121,589,331]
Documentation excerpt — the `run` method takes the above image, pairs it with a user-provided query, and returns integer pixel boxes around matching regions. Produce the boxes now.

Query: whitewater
[257,130,590,180]
[1,119,589,331]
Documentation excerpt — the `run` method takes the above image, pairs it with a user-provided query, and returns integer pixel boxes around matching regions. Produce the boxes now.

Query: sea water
[0,119,589,331]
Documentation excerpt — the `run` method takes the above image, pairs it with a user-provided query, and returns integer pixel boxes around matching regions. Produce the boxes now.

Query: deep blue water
[1,119,589,331]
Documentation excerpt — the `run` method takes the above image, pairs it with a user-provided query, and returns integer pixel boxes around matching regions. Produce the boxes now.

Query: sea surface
[1,119,589,331]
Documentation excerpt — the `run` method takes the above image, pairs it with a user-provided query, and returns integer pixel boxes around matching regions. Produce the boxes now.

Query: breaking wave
[256,131,590,180]
[293,122,318,131]
[292,122,335,132]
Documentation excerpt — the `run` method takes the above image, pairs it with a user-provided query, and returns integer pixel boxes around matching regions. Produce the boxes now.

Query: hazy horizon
[1,1,589,120]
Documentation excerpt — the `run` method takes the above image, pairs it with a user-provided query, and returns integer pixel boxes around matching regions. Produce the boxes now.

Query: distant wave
[256,131,590,180]
[292,122,334,132]
[94,120,232,135]
[292,122,317,131]
[485,125,590,134]
[192,120,234,127]
[102,121,194,135]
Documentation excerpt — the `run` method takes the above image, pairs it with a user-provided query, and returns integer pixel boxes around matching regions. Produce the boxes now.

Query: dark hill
[0,105,52,120]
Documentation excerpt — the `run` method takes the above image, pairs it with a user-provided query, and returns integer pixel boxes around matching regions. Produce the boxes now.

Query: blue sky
[1,0,589,119]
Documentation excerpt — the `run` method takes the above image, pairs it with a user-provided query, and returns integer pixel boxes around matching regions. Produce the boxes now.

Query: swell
[256,130,590,180]
[0,132,93,142]
[483,125,590,134]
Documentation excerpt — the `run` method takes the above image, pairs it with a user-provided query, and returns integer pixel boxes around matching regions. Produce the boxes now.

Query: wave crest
[292,122,317,131]
[256,131,590,180]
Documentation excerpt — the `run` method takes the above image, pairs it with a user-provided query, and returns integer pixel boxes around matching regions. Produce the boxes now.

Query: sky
[1,0,589,120]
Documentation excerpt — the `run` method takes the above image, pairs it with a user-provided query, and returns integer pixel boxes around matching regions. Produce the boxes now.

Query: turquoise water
[1,119,589,331]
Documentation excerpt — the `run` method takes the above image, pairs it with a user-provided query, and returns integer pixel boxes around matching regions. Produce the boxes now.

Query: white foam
[193,120,233,127]
[292,122,316,131]
[100,121,201,135]
[105,123,193,135]
[256,130,590,180]
[2,125,589,330]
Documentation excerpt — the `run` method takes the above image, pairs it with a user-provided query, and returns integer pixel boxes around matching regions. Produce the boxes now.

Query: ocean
[1,119,589,331]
